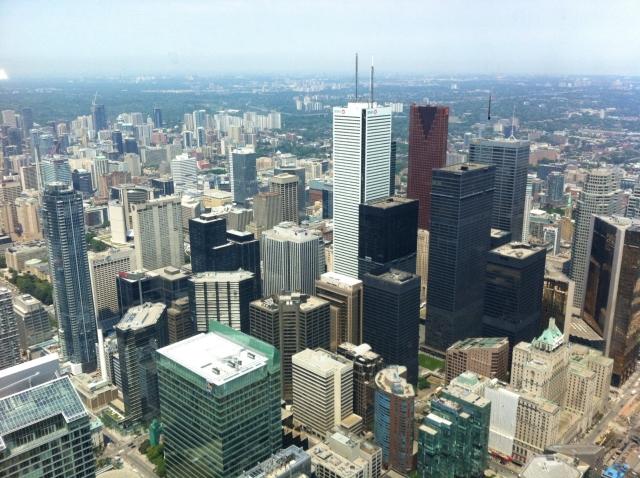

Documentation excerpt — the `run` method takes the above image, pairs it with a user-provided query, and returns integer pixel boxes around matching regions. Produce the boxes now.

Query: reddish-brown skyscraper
[407,104,449,230]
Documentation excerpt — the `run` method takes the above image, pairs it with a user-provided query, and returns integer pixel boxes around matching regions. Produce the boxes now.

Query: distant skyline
[1,0,639,78]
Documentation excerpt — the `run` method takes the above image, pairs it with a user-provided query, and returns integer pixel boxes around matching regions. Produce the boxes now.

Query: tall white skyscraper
[261,222,325,297]
[570,168,622,307]
[170,153,197,194]
[131,196,184,271]
[332,103,392,278]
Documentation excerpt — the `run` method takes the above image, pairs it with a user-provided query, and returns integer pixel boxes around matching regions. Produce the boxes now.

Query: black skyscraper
[124,138,138,154]
[72,169,93,198]
[363,268,420,386]
[153,108,163,128]
[390,140,397,196]
[482,242,546,349]
[151,178,174,197]
[21,107,33,136]
[358,197,418,277]
[112,130,124,154]
[189,213,228,273]
[92,103,107,133]
[425,163,495,355]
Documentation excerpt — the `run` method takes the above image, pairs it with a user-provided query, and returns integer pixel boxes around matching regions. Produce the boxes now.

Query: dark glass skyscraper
[42,183,98,371]
[72,169,93,198]
[189,212,228,273]
[468,138,529,241]
[153,107,163,128]
[363,268,420,386]
[482,242,546,349]
[111,130,124,154]
[91,103,107,133]
[230,147,258,206]
[21,107,33,136]
[425,163,495,355]
[358,197,418,277]
[583,216,640,385]
[407,104,449,230]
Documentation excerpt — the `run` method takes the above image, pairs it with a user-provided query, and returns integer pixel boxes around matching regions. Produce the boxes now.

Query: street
[101,428,156,478]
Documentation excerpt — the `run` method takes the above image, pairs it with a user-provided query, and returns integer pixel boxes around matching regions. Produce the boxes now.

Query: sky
[0,0,639,78]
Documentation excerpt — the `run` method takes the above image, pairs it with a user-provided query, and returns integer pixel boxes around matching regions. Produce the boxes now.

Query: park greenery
[8,271,53,305]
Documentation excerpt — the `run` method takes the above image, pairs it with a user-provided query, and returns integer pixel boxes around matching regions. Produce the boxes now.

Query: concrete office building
[230,147,259,206]
[358,196,418,277]
[249,191,281,238]
[157,323,281,478]
[261,222,325,297]
[13,293,52,350]
[583,215,640,385]
[170,153,197,193]
[308,428,382,478]
[250,293,331,402]
[131,195,184,271]
[416,229,429,303]
[337,342,384,431]
[115,302,168,423]
[88,248,135,331]
[270,173,299,224]
[166,297,193,344]
[42,183,97,372]
[542,269,575,338]
[374,366,415,473]
[483,242,546,349]
[469,137,530,241]
[189,270,255,333]
[292,348,355,436]
[445,337,509,384]
[333,103,392,279]
[0,288,20,370]
[0,377,95,478]
[15,196,42,241]
[274,165,306,219]
[425,163,495,355]
[363,269,420,385]
[315,272,363,349]
[238,446,311,478]
[569,169,622,308]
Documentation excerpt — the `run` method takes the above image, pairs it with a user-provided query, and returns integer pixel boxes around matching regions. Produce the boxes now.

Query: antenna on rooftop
[355,52,359,101]
[369,57,374,107]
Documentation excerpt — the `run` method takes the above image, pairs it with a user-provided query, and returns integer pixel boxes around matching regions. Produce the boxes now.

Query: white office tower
[333,103,392,278]
[261,222,325,297]
[88,248,135,330]
[569,168,621,307]
[131,196,184,271]
[270,173,299,224]
[189,270,255,333]
[292,348,354,436]
[521,174,534,242]
[170,153,197,194]
[543,226,560,255]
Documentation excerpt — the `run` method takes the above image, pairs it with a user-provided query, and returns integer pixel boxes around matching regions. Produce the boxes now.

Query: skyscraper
[406,104,449,230]
[250,293,331,402]
[445,337,510,384]
[358,196,418,277]
[111,130,124,155]
[363,268,420,386]
[261,222,325,296]
[570,169,622,307]
[250,191,281,238]
[583,216,640,385]
[0,377,96,478]
[270,173,299,224]
[482,242,546,349]
[547,171,565,206]
[116,302,168,423]
[131,195,184,271]
[374,366,415,473]
[20,107,33,136]
[157,322,281,477]
[229,147,258,206]
[425,163,495,355]
[91,103,107,134]
[170,153,197,194]
[469,138,529,241]
[88,248,135,331]
[0,288,20,370]
[315,272,364,348]
[291,348,354,436]
[42,183,97,371]
[275,165,306,219]
[333,103,392,278]
[153,107,163,128]
[188,212,227,273]
[189,270,256,333]
[13,293,52,350]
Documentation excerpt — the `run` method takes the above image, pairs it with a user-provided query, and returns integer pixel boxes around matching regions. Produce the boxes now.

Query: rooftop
[367,268,417,284]
[191,270,255,283]
[448,336,509,351]
[319,271,362,288]
[364,196,417,209]
[438,162,492,173]
[116,302,166,332]
[521,454,584,478]
[0,377,87,449]
[292,348,351,377]
[263,222,322,242]
[492,242,544,259]
[308,442,368,475]
[157,331,269,386]
[252,293,328,312]
[375,366,414,398]
[532,318,565,352]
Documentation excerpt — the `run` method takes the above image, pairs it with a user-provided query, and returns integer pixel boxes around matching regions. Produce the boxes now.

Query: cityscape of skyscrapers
[0,2,640,477]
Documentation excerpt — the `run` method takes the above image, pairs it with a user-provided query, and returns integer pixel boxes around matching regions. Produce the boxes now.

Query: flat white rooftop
[157,332,268,386]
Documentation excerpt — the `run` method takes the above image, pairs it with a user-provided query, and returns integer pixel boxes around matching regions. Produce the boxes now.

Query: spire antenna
[369,57,374,107]
[355,53,359,101]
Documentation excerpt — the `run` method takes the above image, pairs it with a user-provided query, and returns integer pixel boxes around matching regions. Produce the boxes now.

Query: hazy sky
[1,0,638,78]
